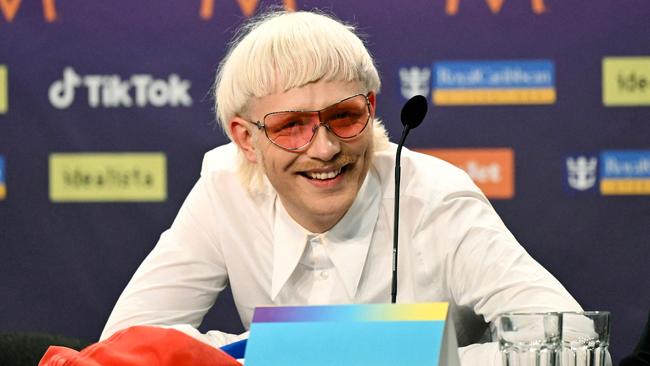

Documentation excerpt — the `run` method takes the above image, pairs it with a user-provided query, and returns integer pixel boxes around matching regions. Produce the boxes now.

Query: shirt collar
[270,197,311,300]
[270,168,381,301]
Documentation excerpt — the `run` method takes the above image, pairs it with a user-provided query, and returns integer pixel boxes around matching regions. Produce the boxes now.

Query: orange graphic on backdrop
[200,0,296,19]
[416,148,515,199]
[445,0,547,15]
[0,0,57,22]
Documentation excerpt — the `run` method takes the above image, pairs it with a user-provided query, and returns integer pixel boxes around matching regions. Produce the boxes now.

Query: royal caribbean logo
[565,151,650,195]
[49,153,167,202]
[0,155,6,200]
[603,57,650,106]
[0,65,7,114]
[399,66,431,100]
[565,155,598,193]
[48,67,193,109]
[600,151,650,195]
[432,60,556,105]
[416,148,515,199]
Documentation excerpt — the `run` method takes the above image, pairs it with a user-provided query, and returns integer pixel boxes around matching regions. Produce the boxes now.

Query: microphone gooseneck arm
[391,94,427,304]
[392,125,411,304]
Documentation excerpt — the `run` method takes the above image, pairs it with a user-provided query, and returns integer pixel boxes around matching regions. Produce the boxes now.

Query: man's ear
[229,117,258,164]
[367,91,377,118]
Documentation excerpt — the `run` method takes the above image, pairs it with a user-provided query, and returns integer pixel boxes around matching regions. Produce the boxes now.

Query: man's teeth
[307,168,342,180]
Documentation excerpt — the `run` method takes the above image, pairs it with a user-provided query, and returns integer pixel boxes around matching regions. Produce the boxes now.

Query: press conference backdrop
[1,1,649,363]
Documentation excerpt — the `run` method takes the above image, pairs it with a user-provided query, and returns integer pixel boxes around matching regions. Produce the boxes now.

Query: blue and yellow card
[245,302,459,366]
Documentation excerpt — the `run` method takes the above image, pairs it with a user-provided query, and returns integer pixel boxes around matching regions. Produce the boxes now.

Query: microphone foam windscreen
[400,95,428,129]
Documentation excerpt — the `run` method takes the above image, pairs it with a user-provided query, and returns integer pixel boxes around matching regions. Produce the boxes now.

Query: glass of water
[560,311,610,366]
[497,312,562,366]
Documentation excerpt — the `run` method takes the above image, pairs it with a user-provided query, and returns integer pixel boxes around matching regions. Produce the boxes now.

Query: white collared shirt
[102,142,581,365]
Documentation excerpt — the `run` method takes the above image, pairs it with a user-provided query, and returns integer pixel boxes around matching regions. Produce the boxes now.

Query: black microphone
[392,95,428,304]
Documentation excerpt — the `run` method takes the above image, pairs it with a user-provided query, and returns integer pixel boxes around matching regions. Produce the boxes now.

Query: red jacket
[39,326,241,366]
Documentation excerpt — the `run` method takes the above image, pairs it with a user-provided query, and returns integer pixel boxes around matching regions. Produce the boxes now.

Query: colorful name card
[244,302,459,366]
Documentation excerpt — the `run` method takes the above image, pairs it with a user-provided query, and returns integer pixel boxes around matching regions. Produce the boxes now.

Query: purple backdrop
[1,1,649,363]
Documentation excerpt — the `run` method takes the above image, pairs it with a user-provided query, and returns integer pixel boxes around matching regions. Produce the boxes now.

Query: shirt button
[319,270,329,280]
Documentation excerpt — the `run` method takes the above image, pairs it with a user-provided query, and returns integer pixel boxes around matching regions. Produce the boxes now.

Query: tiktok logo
[48,67,193,109]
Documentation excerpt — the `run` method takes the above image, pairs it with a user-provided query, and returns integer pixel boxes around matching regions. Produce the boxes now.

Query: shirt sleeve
[435,190,582,320]
[416,175,582,365]
[100,176,236,345]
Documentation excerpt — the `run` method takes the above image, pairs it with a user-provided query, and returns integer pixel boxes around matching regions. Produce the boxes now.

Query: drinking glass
[497,312,562,366]
[560,311,610,366]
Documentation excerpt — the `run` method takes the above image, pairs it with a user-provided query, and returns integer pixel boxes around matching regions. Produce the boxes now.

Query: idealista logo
[432,60,556,106]
[416,148,515,199]
[603,57,650,106]
[0,65,7,114]
[49,153,167,202]
[0,155,6,201]
[565,151,650,195]
[48,67,192,109]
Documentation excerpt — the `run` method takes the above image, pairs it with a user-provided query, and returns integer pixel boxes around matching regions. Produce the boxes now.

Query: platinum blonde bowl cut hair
[214,10,390,193]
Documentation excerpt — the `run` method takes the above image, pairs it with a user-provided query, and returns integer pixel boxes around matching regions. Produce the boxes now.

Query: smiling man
[101,10,582,365]
[230,80,376,233]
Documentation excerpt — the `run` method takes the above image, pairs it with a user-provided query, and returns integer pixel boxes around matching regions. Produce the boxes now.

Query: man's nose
[306,124,341,161]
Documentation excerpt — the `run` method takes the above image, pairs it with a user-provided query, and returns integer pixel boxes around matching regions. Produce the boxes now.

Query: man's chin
[310,192,356,214]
